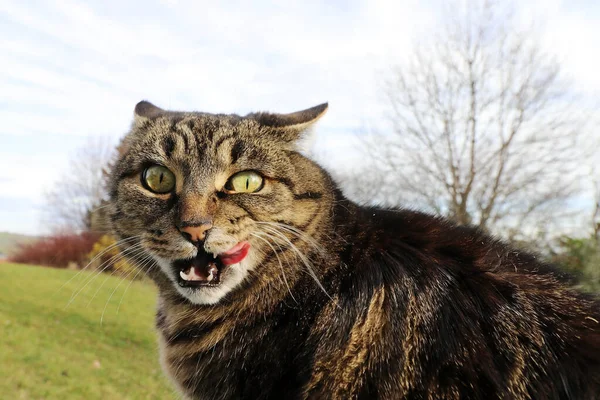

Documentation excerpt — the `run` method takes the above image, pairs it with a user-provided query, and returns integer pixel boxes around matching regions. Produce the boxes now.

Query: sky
[1,0,599,235]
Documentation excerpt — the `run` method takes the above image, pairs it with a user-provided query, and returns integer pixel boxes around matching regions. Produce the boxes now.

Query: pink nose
[179,223,213,243]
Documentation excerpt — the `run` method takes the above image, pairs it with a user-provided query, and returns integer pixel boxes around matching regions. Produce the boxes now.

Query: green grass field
[0,263,176,399]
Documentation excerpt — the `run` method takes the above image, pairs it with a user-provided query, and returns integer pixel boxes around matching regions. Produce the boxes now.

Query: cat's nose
[179,222,213,243]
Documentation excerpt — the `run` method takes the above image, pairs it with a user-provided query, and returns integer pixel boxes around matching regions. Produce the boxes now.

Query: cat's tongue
[218,241,250,266]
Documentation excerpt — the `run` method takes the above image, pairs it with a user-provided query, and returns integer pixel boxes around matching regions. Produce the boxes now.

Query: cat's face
[108,101,329,305]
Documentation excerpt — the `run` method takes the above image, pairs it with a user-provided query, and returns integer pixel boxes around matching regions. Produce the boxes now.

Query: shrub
[87,235,139,278]
[551,236,600,293]
[10,232,100,268]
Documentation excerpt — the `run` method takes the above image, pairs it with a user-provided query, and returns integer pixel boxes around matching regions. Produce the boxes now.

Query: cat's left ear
[249,103,328,142]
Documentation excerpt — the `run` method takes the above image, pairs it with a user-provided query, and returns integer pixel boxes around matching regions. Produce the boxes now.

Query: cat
[107,100,600,399]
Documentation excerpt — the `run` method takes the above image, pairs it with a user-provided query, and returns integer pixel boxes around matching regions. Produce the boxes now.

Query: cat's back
[322,205,600,399]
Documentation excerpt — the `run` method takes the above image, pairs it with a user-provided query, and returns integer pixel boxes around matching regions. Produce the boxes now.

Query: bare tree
[43,137,116,232]
[356,0,589,241]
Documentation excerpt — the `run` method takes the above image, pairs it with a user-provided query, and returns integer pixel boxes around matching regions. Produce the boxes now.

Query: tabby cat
[107,101,600,399]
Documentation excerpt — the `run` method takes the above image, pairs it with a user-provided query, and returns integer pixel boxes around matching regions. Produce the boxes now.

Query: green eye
[142,165,176,194]
[224,171,264,193]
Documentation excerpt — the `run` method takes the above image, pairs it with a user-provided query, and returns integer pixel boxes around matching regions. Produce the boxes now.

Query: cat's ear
[133,101,164,126]
[249,103,328,141]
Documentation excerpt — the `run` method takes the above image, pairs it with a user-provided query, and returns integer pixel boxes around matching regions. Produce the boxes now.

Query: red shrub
[10,232,100,268]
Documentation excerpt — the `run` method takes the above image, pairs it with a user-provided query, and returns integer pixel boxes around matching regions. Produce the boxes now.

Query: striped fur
[108,101,600,399]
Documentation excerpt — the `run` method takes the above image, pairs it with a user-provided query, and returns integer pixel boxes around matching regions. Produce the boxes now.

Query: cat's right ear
[249,103,329,142]
[133,101,164,127]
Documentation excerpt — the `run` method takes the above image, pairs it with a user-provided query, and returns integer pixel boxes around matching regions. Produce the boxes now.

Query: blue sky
[1,0,599,235]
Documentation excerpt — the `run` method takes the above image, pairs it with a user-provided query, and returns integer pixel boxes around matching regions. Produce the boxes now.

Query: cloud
[0,0,598,234]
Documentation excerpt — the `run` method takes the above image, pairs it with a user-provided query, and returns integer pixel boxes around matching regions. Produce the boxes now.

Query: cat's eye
[224,171,264,194]
[142,165,176,194]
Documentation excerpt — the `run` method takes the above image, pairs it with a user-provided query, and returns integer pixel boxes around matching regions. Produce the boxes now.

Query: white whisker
[115,254,156,315]
[100,254,149,325]
[85,247,148,308]
[256,222,325,256]
[258,225,334,303]
[66,243,145,308]
[250,232,298,303]
[69,242,146,303]
[55,235,141,297]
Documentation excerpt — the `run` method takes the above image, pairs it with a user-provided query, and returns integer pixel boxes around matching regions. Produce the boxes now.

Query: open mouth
[173,241,250,288]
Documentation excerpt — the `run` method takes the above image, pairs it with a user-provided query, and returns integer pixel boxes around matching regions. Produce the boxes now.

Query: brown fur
[108,101,600,399]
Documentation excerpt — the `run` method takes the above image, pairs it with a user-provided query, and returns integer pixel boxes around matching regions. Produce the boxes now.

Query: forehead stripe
[214,134,235,150]
[162,136,176,158]
[179,131,190,153]
[230,140,245,164]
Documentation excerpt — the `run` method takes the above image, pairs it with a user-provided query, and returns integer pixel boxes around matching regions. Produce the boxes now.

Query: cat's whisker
[82,244,144,290]
[85,246,148,308]
[257,221,326,257]
[115,254,156,315]
[68,247,134,308]
[258,221,320,243]
[256,222,325,256]
[66,243,145,308]
[258,225,334,303]
[269,220,327,244]
[245,245,282,299]
[250,232,298,303]
[90,203,113,213]
[69,242,146,303]
[55,235,141,297]
[79,236,142,278]
[86,267,121,308]
[259,224,315,256]
[100,254,150,325]
[261,232,297,292]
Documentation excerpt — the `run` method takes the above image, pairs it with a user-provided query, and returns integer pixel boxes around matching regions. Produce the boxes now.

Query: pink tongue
[219,242,251,266]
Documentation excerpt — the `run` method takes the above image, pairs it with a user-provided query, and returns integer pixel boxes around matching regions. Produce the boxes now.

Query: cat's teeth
[180,266,204,281]
[180,268,196,281]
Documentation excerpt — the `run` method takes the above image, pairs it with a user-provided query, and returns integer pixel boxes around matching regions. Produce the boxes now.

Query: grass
[0,263,177,399]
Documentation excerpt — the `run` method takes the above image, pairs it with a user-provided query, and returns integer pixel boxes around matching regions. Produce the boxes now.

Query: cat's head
[108,101,332,305]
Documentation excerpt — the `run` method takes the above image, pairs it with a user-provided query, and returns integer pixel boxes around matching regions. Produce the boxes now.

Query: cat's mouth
[173,241,250,288]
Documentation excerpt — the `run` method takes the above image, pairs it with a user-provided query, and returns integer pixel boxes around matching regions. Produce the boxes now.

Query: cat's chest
[156,315,311,399]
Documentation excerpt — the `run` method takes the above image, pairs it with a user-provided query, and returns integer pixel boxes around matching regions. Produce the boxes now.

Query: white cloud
[0,0,598,234]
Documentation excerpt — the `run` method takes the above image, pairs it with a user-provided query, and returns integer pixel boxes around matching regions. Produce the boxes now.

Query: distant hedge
[10,232,99,268]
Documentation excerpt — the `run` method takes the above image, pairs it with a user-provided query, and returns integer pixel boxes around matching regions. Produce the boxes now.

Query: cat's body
[109,101,600,399]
